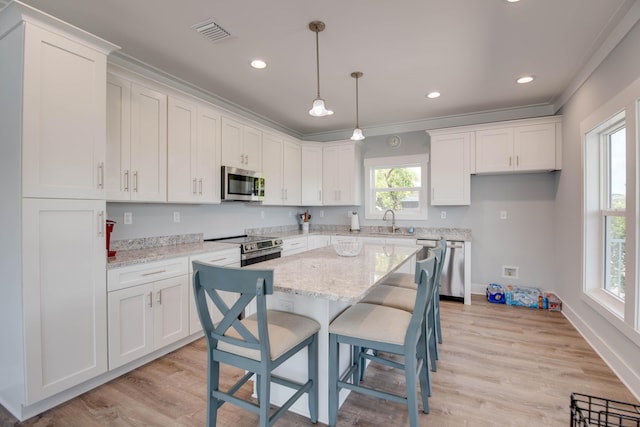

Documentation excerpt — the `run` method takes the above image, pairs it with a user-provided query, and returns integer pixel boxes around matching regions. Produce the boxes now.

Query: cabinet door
[308,235,330,250]
[153,275,190,349]
[221,116,244,169]
[130,83,167,202]
[282,236,308,257]
[283,139,301,206]
[197,105,221,203]
[168,96,198,203]
[106,74,132,201]
[301,144,323,205]
[22,199,107,403]
[261,133,284,205]
[108,283,154,370]
[243,125,263,172]
[322,146,340,204]
[430,132,471,206]
[475,128,514,173]
[22,25,107,199]
[514,123,556,171]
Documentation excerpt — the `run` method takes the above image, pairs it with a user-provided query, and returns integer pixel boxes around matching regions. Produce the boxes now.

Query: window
[584,110,626,316]
[364,155,429,220]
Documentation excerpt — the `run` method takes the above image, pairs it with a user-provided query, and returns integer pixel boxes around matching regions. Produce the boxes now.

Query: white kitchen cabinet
[262,134,302,205]
[107,258,189,369]
[106,71,168,202]
[22,199,108,404]
[0,3,116,419]
[282,235,308,257]
[428,131,472,205]
[221,116,262,171]
[475,120,560,173]
[322,141,362,206]
[188,248,241,335]
[308,235,331,250]
[301,143,324,205]
[167,96,221,203]
[20,22,109,200]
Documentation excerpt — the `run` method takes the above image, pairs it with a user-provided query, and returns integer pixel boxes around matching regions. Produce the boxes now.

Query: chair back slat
[405,255,436,346]
[192,261,274,354]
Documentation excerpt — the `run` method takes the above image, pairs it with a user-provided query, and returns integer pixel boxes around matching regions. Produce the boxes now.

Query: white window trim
[363,154,429,221]
[581,77,640,332]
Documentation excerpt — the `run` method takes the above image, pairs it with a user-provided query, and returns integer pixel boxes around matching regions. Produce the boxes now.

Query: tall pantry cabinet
[0,2,118,420]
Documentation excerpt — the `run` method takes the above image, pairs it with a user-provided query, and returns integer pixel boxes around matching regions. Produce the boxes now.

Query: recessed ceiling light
[250,59,267,69]
[507,0,521,3]
[516,75,534,84]
[426,91,441,99]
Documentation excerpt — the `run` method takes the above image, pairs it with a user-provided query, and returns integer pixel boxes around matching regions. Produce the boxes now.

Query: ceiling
[8,0,640,139]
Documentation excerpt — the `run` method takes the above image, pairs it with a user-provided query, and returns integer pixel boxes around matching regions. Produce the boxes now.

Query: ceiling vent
[192,18,231,42]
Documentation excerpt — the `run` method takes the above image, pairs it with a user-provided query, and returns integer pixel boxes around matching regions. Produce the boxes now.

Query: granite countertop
[107,241,238,269]
[262,226,472,242]
[243,243,420,303]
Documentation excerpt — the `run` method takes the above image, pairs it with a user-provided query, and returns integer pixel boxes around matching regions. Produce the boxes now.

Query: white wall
[556,19,640,397]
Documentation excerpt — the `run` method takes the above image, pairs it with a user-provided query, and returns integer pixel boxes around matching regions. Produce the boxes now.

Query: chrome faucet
[382,209,400,233]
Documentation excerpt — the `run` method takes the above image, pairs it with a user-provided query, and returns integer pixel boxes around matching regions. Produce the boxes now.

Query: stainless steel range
[205,235,283,266]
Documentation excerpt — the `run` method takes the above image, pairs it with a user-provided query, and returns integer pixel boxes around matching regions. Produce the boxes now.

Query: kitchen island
[244,242,421,424]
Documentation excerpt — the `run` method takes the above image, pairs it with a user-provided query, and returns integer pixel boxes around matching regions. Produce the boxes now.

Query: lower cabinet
[308,234,331,250]
[107,258,189,370]
[282,235,308,257]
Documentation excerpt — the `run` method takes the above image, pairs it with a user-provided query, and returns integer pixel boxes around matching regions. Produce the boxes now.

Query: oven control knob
[275,239,283,246]
[246,243,256,251]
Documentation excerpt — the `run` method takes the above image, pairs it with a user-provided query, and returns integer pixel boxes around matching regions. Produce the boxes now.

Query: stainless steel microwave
[221,166,265,202]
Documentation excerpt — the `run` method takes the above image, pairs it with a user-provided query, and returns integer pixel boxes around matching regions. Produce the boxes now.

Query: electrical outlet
[289,211,292,218]
[124,212,132,225]
[440,211,447,219]
[502,266,519,278]
[260,210,265,219]
[320,210,324,218]
[500,210,507,220]
[173,211,180,223]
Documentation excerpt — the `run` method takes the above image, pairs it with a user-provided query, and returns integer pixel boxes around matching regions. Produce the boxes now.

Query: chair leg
[416,331,430,413]
[207,356,220,427]
[328,333,340,427]
[258,370,270,427]
[308,333,319,423]
[404,352,419,427]
[435,298,443,345]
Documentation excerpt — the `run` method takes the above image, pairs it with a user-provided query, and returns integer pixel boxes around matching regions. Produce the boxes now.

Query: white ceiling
[8,0,640,139]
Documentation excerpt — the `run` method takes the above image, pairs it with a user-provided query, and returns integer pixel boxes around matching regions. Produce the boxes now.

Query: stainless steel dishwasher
[417,239,465,302]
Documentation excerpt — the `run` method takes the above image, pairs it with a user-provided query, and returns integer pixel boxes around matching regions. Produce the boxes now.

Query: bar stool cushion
[329,303,412,346]
[361,285,416,313]
[383,272,418,289]
[219,310,320,361]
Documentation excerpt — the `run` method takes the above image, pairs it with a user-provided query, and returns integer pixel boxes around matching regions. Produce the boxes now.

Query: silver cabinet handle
[97,162,104,189]
[284,188,288,200]
[432,187,435,200]
[133,171,139,192]
[199,179,203,195]
[147,292,153,308]
[124,170,129,192]
[318,190,322,201]
[156,290,162,305]
[142,269,167,277]
[509,156,512,167]
[193,178,197,195]
[516,155,519,167]
[98,211,104,236]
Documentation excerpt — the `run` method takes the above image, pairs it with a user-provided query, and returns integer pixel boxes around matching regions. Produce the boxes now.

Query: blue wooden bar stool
[192,261,320,427]
[327,255,436,427]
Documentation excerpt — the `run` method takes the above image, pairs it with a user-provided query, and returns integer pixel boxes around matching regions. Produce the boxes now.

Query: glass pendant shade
[350,127,365,141]
[309,97,334,117]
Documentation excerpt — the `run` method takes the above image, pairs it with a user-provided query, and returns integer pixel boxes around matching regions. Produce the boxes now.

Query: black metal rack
[571,393,640,426]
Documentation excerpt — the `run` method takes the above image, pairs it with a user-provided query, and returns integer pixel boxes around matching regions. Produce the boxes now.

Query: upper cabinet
[167,96,221,203]
[429,131,472,206]
[475,118,562,174]
[21,24,110,200]
[322,141,362,206]
[301,143,323,206]
[106,72,167,202]
[262,133,301,206]
[221,116,262,171]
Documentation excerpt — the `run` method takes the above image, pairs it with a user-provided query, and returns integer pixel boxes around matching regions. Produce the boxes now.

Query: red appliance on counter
[106,220,116,257]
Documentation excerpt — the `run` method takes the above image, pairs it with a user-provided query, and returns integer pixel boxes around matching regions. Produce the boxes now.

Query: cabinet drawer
[189,248,240,271]
[282,236,308,253]
[108,257,189,292]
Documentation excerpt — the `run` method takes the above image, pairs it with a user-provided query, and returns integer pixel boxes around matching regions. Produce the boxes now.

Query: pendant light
[350,71,365,140]
[308,21,333,117]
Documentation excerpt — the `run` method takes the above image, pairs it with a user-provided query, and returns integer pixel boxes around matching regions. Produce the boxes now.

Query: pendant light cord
[355,75,360,128]
[315,30,321,98]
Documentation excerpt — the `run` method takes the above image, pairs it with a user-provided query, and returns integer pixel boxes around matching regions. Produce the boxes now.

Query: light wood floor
[2,295,638,427]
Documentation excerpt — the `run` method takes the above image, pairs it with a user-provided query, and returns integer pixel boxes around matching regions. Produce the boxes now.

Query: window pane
[608,127,626,209]
[375,190,419,211]
[374,166,421,189]
[605,215,625,299]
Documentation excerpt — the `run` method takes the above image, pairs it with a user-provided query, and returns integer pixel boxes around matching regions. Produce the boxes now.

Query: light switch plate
[124,212,132,225]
